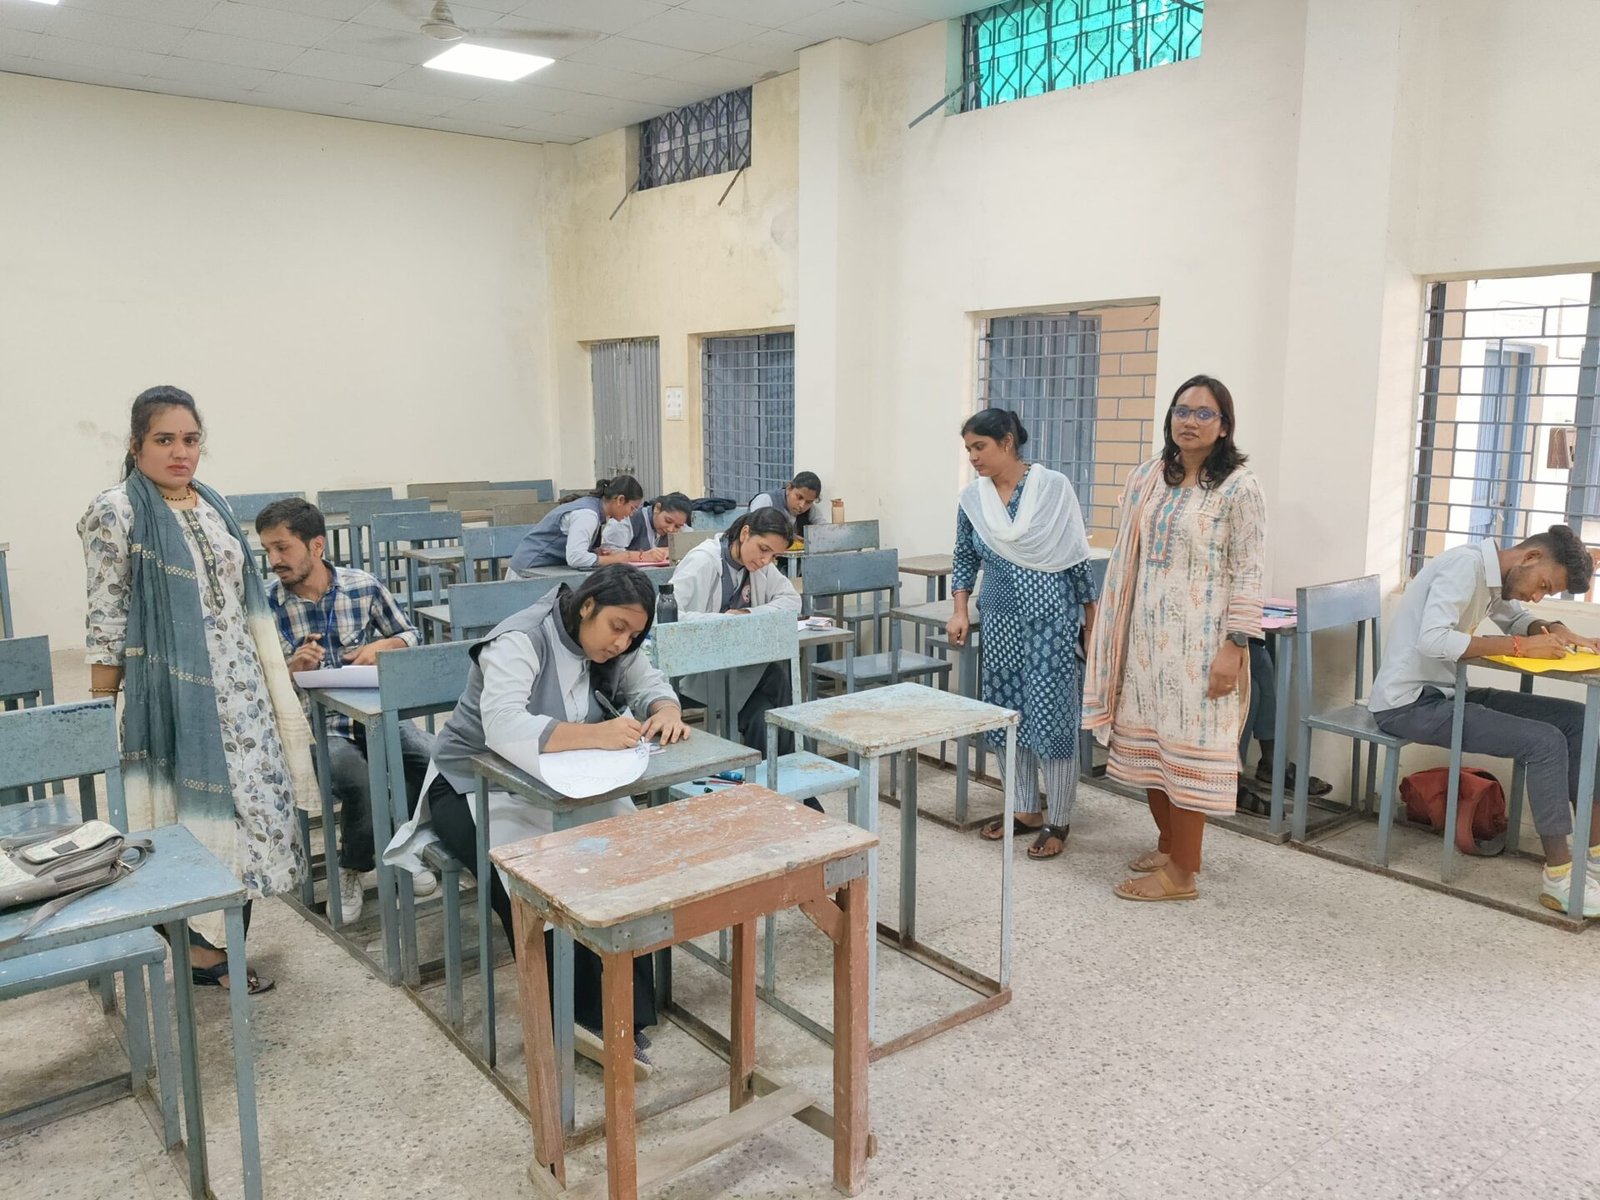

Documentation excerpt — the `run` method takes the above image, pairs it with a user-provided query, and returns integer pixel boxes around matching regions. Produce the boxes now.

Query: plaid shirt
[267,562,418,742]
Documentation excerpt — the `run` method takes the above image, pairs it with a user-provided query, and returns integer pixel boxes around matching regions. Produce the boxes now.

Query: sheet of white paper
[292,665,379,690]
[799,617,835,630]
[537,742,651,799]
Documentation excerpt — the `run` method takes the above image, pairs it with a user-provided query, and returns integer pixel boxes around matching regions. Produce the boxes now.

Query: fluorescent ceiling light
[22,0,62,6]
[424,43,551,82]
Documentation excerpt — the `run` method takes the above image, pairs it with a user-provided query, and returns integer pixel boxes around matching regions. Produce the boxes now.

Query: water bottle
[655,583,678,624]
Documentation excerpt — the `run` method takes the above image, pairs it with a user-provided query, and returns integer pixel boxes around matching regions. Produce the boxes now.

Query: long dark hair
[960,408,1029,455]
[557,565,657,702]
[727,506,794,547]
[789,471,822,494]
[123,385,203,480]
[1160,374,1247,489]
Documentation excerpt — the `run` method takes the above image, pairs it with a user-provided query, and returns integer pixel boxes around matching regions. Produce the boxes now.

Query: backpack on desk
[0,822,153,950]
[1399,767,1508,857]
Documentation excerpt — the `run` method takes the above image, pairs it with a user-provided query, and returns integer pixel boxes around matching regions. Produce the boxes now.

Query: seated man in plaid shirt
[256,497,436,924]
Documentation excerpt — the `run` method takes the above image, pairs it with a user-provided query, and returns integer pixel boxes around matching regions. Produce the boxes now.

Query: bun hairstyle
[591,475,644,502]
[123,385,202,480]
[558,565,657,702]
[959,408,1029,452]
[1160,373,1248,489]
[727,505,794,546]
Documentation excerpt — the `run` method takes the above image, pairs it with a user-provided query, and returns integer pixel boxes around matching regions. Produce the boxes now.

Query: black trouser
[686,661,795,756]
[315,723,431,872]
[426,775,656,1034]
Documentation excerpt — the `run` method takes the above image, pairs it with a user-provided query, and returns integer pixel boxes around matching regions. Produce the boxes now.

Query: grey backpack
[0,822,153,950]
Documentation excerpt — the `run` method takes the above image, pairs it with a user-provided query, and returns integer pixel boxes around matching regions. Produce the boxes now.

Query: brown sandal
[1126,851,1169,873]
[1113,867,1198,902]
[1027,824,1068,859]
[980,815,1041,842]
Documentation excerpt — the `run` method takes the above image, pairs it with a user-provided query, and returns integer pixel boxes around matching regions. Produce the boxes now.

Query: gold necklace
[159,485,195,502]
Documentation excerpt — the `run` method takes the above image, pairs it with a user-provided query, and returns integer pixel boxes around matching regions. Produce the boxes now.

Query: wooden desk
[494,787,875,1199]
[0,822,262,1200]
[764,683,1018,1056]
[469,730,760,1128]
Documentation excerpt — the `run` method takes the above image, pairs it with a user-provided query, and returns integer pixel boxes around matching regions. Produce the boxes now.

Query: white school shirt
[1369,540,1539,713]
[559,507,606,569]
[749,491,831,524]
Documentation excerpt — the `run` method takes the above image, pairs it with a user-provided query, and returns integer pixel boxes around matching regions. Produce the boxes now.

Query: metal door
[591,339,662,498]
[1469,345,1533,545]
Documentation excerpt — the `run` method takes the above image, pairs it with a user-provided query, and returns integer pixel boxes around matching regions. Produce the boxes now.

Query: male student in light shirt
[1369,524,1600,915]
[256,497,436,924]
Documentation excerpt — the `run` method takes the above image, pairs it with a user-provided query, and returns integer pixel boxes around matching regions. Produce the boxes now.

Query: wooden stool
[492,785,878,1200]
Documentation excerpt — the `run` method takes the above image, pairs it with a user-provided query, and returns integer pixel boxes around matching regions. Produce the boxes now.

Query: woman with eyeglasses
[1084,375,1266,902]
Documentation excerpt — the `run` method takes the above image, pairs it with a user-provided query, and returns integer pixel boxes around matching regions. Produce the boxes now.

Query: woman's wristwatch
[1225,631,1249,648]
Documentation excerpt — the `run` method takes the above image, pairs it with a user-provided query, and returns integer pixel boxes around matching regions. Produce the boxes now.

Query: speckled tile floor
[5,653,1600,1199]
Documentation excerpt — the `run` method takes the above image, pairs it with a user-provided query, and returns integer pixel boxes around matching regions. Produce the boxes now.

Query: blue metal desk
[0,822,261,1200]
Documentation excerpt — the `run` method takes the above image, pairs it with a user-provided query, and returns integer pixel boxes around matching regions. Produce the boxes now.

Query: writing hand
[288,635,323,673]
[593,715,644,749]
[1518,632,1571,660]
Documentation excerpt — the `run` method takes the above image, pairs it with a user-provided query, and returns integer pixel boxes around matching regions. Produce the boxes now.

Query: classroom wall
[0,72,558,649]
[542,72,800,497]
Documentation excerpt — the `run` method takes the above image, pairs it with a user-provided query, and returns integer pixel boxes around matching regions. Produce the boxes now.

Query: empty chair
[316,486,393,514]
[804,520,880,554]
[461,525,537,582]
[482,479,555,502]
[0,635,58,803]
[1289,575,1409,860]
[490,501,557,528]
[345,496,429,574]
[407,481,490,502]
[0,701,179,1147]
[370,510,464,619]
[805,549,951,695]
[447,576,572,642]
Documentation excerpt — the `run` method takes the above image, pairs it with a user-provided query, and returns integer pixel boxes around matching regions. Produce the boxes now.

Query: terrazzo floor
[4,653,1600,1199]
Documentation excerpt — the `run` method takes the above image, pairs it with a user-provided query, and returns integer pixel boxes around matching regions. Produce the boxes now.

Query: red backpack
[1399,767,1508,856]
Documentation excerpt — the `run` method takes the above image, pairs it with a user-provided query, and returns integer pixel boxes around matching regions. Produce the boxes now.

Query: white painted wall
[0,72,556,648]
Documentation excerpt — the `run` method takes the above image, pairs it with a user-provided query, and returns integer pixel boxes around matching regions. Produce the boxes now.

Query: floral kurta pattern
[80,484,303,898]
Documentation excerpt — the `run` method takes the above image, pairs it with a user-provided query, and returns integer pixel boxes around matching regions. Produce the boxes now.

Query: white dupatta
[958,464,1090,573]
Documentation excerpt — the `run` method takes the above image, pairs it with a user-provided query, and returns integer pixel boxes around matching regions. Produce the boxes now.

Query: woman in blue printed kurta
[948,409,1099,859]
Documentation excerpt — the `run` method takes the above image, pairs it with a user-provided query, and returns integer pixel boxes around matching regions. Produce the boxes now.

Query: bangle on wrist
[1512,635,1522,656]
[90,687,119,696]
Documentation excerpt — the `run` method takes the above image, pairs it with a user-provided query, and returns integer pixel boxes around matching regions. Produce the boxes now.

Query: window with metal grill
[1407,272,1600,595]
[702,332,795,504]
[962,0,1204,111]
[638,88,752,190]
[977,303,1159,544]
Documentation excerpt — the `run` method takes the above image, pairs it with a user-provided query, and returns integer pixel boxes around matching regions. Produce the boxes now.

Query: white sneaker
[1539,866,1600,918]
[336,868,365,924]
[411,867,438,898]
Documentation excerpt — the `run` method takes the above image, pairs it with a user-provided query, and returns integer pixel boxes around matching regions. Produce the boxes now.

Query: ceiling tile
[657,53,763,90]
[157,81,258,105]
[348,86,458,115]
[9,59,154,91]
[353,1,519,34]
[248,91,357,120]
[0,27,41,57]
[282,47,410,85]
[527,59,646,97]
[624,8,767,54]
[562,34,700,75]
[472,21,600,59]
[147,56,275,91]
[608,73,715,109]
[430,114,528,138]
[504,0,673,36]
[198,2,345,49]
[245,0,374,19]
[43,7,188,55]
[0,7,52,36]
[780,1,923,42]
[69,0,219,28]
[171,28,306,71]
[440,89,571,123]
[252,73,380,105]
[28,37,167,77]
[314,23,429,65]
[678,0,840,26]
[386,61,494,99]
[522,109,615,138]
[872,0,982,19]
[720,28,807,71]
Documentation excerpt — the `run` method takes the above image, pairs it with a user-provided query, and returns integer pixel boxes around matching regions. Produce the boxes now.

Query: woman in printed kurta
[1084,375,1265,901]
[79,387,312,992]
[948,409,1099,859]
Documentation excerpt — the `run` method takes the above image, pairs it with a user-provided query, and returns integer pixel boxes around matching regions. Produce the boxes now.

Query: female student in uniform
[668,507,812,801]
[385,565,689,1069]
[749,471,824,537]
[602,491,694,561]
[506,475,650,575]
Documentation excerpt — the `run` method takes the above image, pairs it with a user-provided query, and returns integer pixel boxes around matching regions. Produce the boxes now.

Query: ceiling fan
[363,0,597,53]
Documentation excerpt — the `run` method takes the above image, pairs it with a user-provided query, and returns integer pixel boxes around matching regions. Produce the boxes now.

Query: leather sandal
[1027,824,1069,859]
[1113,867,1199,902]
[980,815,1040,842]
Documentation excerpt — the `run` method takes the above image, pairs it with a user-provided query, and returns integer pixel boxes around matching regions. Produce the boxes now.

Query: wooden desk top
[765,682,1015,755]
[491,785,877,930]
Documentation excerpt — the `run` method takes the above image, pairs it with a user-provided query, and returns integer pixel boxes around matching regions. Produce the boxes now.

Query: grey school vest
[755,487,811,531]
[618,506,654,553]
[430,589,605,794]
[508,496,605,572]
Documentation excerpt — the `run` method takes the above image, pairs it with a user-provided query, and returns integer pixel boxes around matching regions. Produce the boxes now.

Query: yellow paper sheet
[1485,651,1600,674]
